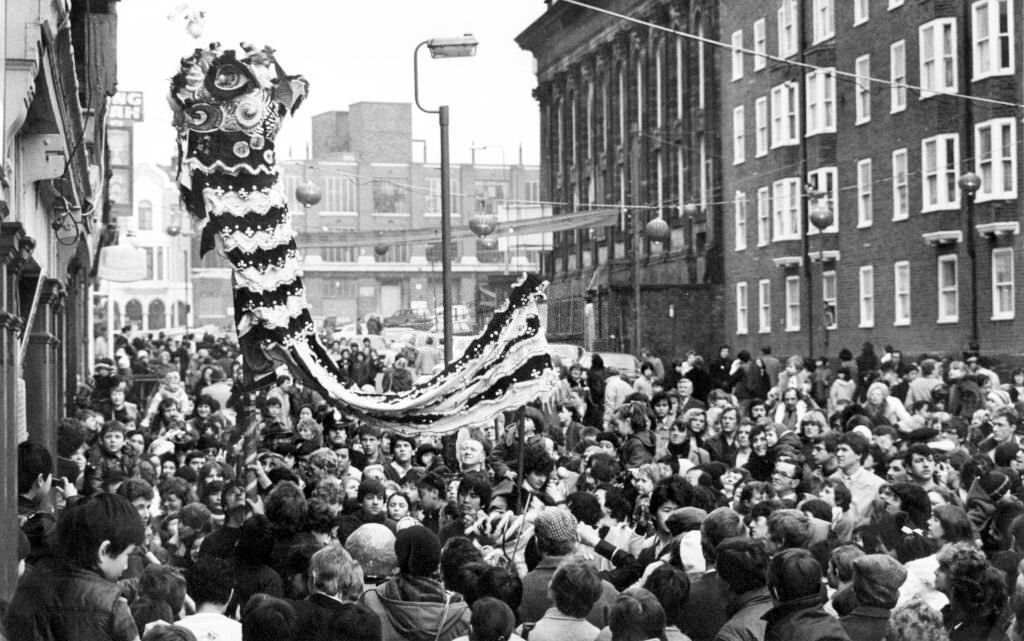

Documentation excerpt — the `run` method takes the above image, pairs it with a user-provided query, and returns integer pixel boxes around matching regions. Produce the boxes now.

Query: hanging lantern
[374,243,390,256]
[295,180,322,208]
[682,202,701,217]
[645,217,670,242]
[479,236,498,250]
[468,214,496,238]
[809,199,834,231]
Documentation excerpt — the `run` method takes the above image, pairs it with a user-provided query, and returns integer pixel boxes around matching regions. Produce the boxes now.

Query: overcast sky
[117,1,546,166]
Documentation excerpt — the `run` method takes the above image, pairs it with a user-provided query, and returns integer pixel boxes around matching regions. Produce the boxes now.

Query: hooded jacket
[360,575,470,641]
[714,587,773,641]
[620,430,656,468]
[762,591,851,641]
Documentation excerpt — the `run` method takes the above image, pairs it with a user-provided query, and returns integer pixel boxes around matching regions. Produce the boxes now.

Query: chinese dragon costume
[168,43,554,434]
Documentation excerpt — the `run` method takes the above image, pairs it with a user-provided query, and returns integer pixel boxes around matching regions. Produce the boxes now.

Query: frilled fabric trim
[204,187,287,218]
[224,242,297,271]
[233,262,303,293]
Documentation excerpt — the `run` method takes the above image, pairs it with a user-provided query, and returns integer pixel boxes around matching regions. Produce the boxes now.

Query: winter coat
[714,587,773,641]
[762,592,851,641]
[840,605,892,641]
[620,430,656,468]
[360,575,471,641]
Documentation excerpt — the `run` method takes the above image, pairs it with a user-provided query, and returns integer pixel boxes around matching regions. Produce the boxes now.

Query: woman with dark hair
[898,504,977,611]
[666,409,711,471]
[880,482,932,531]
[742,424,775,482]
[937,543,1009,641]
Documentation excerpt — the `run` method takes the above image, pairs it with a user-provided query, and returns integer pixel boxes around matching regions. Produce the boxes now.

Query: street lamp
[959,171,982,351]
[808,193,834,353]
[414,33,479,365]
[166,220,192,334]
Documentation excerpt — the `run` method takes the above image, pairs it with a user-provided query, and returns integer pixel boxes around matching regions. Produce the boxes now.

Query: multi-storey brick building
[193,102,544,332]
[518,0,727,358]
[723,0,1023,361]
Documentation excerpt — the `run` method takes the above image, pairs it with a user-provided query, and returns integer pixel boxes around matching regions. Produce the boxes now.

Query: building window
[922,134,959,211]
[736,282,749,335]
[812,0,834,43]
[427,178,459,214]
[920,19,957,98]
[975,118,1017,200]
[778,0,798,58]
[757,186,771,246]
[894,261,911,326]
[770,82,799,147]
[733,106,745,164]
[807,167,838,233]
[734,191,748,251]
[855,55,871,124]
[938,254,959,322]
[973,0,1013,79]
[731,30,744,80]
[785,276,800,331]
[892,148,909,220]
[854,0,869,25]
[889,0,904,7]
[890,41,907,113]
[805,70,836,136]
[772,178,801,240]
[753,19,767,70]
[138,200,153,231]
[993,247,1015,319]
[857,159,873,227]
[822,270,837,329]
[324,175,358,213]
[758,279,772,333]
[322,245,357,263]
[859,265,875,327]
[754,97,768,157]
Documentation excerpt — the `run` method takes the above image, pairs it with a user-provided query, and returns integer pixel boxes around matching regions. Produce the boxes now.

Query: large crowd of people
[5,329,1024,641]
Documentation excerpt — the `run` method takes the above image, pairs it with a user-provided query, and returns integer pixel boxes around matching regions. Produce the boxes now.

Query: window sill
[319,211,359,217]
[858,323,875,329]
[974,192,1018,204]
[920,204,959,215]
[991,314,1015,322]
[893,320,911,327]
[973,70,1015,82]
[856,222,873,229]
[855,118,871,126]
[890,105,907,115]
[892,214,909,222]
[937,317,959,324]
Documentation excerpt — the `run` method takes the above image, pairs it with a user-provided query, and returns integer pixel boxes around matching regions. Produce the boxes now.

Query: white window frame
[758,279,772,333]
[734,191,748,251]
[733,105,746,165]
[937,254,959,323]
[812,0,835,44]
[778,0,798,58]
[854,0,869,25]
[894,261,911,326]
[972,0,1014,80]
[731,30,744,81]
[892,148,909,221]
[859,265,875,328]
[753,19,767,70]
[785,276,801,332]
[770,82,799,148]
[889,0,904,8]
[736,282,749,335]
[975,118,1017,201]
[807,167,838,234]
[754,97,768,157]
[822,270,838,329]
[854,55,871,124]
[805,69,836,136]
[857,159,873,228]
[756,186,771,246]
[772,178,801,241]
[919,19,958,99]
[890,41,907,113]
[992,247,1015,320]
[921,134,960,212]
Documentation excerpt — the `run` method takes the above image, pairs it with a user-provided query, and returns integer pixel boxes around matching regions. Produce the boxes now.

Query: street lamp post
[808,193,834,355]
[959,171,982,351]
[414,34,479,365]
[166,221,191,335]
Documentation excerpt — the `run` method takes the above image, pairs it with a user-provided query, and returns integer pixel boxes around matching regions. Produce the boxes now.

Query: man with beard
[198,483,250,561]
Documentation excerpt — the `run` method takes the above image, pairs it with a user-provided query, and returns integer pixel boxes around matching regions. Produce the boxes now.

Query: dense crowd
[5,330,1024,641]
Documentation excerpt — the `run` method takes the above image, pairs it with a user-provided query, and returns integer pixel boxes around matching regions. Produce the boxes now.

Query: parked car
[384,308,433,330]
[579,351,640,381]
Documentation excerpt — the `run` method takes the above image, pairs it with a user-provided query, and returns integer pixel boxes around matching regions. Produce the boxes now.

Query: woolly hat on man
[534,507,578,544]
[394,525,441,577]
[852,554,907,609]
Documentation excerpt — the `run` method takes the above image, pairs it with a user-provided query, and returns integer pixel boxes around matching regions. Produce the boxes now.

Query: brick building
[722,0,1024,361]
[518,0,727,359]
[193,102,545,332]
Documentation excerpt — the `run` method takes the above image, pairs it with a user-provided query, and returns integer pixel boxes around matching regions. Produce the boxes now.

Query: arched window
[148,299,166,330]
[112,301,122,331]
[138,200,153,231]
[176,301,188,326]
[125,299,143,329]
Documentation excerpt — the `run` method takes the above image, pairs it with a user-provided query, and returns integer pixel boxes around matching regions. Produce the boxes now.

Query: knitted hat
[327,603,382,641]
[394,525,441,577]
[980,471,1011,502]
[665,507,708,536]
[852,554,907,608]
[534,507,578,544]
[345,524,397,581]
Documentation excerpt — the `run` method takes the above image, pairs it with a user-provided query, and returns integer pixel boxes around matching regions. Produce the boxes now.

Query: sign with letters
[109,91,144,122]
